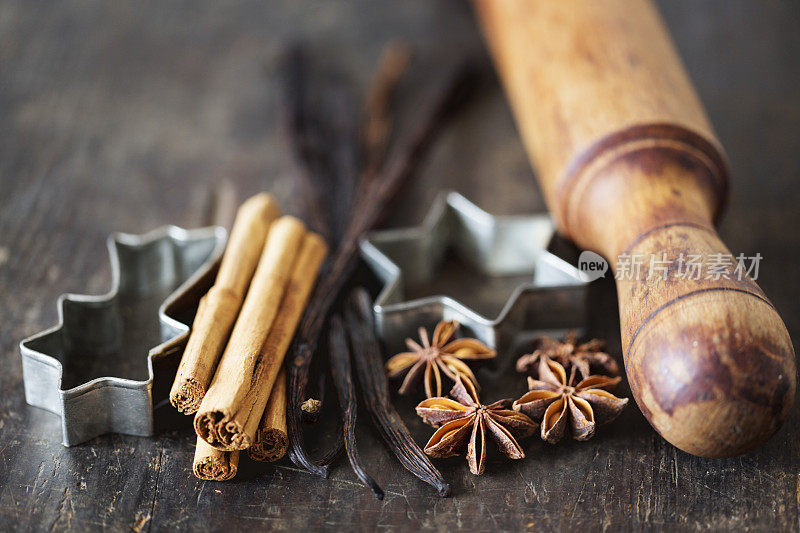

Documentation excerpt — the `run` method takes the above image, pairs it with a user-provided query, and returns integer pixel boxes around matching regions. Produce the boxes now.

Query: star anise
[515,330,619,380]
[513,357,627,443]
[385,320,496,398]
[416,375,537,475]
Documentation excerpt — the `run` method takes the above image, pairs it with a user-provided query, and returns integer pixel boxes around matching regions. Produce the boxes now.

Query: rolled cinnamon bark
[193,437,239,481]
[197,231,326,451]
[194,217,317,450]
[170,193,280,414]
[248,366,288,462]
[238,233,326,447]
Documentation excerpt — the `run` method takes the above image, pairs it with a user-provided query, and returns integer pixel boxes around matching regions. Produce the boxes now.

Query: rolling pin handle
[475,0,796,456]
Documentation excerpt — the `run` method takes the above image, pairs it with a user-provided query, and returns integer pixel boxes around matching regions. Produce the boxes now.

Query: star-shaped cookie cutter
[359,192,589,355]
[20,225,226,446]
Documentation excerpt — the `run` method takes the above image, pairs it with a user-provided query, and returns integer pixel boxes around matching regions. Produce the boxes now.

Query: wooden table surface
[1,1,798,531]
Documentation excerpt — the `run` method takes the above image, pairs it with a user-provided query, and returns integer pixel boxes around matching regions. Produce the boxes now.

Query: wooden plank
[0,0,797,530]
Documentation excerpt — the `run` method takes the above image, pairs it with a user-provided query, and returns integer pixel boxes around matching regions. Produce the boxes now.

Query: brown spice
[193,437,239,481]
[248,366,289,462]
[386,320,496,398]
[516,330,619,380]
[234,232,326,449]
[194,216,308,450]
[416,376,537,475]
[170,193,280,414]
[513,357,628,443]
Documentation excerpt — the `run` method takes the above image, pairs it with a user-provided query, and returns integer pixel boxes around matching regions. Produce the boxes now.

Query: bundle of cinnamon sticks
[170,193,327,481]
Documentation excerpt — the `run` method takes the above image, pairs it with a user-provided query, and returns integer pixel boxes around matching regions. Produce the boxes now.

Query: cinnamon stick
[170,193,280,413]
[193,437,239,481]
[233,232,325,452]
[248,366,288,462]
[195,218,321,450]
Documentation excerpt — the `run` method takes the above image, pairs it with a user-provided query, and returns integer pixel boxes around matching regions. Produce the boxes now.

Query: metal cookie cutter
[20,225,226,446]
[359,191,588,355]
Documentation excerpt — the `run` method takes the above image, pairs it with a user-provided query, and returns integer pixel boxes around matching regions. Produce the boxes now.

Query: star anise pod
[515,330,619,380]
[513,357,627,443]
[385,320,496,398]
[416,375,537,475]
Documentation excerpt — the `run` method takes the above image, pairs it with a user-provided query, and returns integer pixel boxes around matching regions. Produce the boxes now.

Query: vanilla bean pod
[329,315,384,500]
[357,42,411,206]
[287,56,480,477]
[300,345,328,425]
[344,288,450,496]
[280,47,357,432]
[281,47,357,477]
[279,46,338,243]
[328,76,360,246]
[304,81,361,427]
[287,257,358,476]
[287,425,344,472]
[347,58,479,238]
[283,45,407,463]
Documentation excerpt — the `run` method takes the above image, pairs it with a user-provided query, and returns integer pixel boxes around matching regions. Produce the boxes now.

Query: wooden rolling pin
[475,0,796,457]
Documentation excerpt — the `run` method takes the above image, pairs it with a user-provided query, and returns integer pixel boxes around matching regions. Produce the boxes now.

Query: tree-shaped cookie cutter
[360,192,589,355]
[19,225,226,446]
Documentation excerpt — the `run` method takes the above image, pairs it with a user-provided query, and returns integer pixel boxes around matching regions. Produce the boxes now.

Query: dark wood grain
[0,0,798,531]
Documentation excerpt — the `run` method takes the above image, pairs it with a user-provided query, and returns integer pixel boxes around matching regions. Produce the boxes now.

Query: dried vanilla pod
[328,315,384,500]
[386,320,496,398]
[513,357,628,444]
[286,51,479,478]
[416,375,537,475]
[345,288,451,496]
[515,330,619,380]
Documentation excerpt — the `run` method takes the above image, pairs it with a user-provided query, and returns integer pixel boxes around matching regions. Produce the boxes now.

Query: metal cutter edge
[19,225,227,446]
[359,191,591,354]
